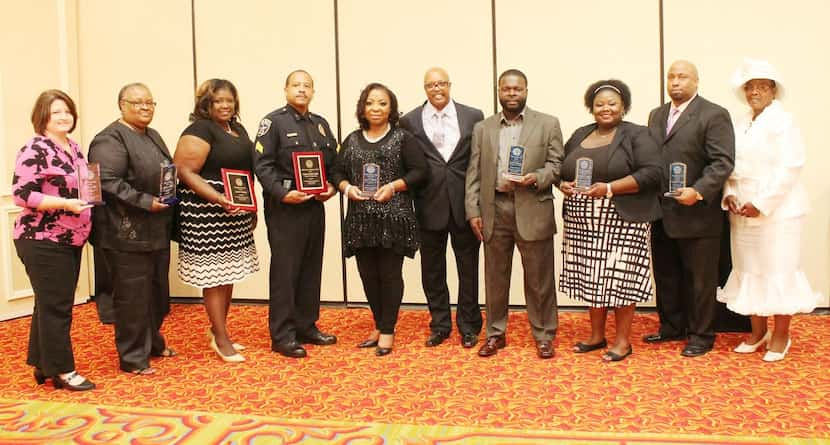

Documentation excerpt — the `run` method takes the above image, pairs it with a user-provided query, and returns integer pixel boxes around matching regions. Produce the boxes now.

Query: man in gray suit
[643,60,735,357]
[465,69,564,359]
[401,67,485,348]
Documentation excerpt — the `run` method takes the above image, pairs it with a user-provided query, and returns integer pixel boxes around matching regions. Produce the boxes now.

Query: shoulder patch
[257,118,272,137]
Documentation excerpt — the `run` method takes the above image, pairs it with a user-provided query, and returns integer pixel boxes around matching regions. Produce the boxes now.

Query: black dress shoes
[297,331,337,346]
[536,340,555,359]
[375,347,393,356]
[272,341,307,358]
[681,344,713,357]
[478,335,506,357]
[461,333,479,348]
[33,368,46,385]
[642,332,685,343]
[425,331,449,347]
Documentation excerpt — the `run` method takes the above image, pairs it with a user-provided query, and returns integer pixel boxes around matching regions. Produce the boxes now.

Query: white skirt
[717,215,822,316]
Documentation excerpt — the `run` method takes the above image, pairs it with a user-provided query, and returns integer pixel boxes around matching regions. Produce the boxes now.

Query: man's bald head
[423,67,452,110]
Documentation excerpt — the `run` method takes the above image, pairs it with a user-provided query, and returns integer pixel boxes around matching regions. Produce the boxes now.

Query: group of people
[13,58,821,392]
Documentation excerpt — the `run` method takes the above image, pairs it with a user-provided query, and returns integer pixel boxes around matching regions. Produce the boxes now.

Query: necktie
[666,108,680,135]
[431,113,445,148]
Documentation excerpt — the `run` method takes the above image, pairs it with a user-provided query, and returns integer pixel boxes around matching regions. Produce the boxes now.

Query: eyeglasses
[424,81,450,90]
[122,100,157,109]
[743,83,774,93]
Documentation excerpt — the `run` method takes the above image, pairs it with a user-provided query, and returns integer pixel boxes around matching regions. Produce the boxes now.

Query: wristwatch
[605,183,614,198]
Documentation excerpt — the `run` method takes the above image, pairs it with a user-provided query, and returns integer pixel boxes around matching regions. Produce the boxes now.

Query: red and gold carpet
[1,303,828,443]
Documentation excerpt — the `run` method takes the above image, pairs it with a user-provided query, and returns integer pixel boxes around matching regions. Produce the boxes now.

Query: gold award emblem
[318,123,326,137]
[305,159,313,168]
[234,177,244,186]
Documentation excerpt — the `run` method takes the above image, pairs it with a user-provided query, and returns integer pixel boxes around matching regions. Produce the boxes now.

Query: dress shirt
[496,108,526,191]
[422,100,460,162]
[668,94,697,130]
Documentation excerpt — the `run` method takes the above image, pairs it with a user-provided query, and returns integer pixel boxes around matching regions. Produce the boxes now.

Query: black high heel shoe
[33,368,46,385]
[52,371,95,391]
[357,339,379,348]
[375,346,392,356]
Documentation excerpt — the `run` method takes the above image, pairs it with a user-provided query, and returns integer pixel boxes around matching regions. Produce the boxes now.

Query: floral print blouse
[12,135,91,246]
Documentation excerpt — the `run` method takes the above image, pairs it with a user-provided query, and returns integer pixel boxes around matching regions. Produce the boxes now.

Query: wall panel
[496,0,662,305]
[191,0,341,301]
[337,0,493,303]
[664,0,830,303]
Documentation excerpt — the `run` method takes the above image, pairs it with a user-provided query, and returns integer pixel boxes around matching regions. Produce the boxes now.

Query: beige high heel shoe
[210,336,245,363]
[207,329,246,351]
[733,330,772,353]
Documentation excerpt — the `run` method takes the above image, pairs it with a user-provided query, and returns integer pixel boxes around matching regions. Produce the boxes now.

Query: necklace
[221,122,232,133]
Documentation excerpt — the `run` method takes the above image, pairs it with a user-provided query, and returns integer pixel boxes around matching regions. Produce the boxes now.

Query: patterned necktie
[666,108,681,135]
[431,113,445,148]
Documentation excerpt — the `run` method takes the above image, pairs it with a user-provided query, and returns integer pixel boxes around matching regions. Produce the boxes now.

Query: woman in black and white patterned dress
[174,79,259,363]
[558,79,662,362]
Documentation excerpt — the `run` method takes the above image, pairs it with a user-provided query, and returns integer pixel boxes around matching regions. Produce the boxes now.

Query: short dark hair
[583,79,632,113]
[355,83,399,130]
[285,70,313,87]
[191,78,240,122]
[31,89,78,135]
[498,69,528,86]
[117,82,149,107]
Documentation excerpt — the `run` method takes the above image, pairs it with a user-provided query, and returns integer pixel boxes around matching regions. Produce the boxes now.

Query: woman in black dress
[174,79,259,363]
[332,83,428,356]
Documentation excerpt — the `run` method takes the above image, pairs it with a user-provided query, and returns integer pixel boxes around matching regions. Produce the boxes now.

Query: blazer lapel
[666,97,699,142]
[417,104,448,163]
[446,107,469,163]
[147,129,172,160]
[517,108,537,149]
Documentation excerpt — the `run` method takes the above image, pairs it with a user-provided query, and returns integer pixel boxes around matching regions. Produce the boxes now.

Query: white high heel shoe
[207,329,246,351]
[210,337,246,363]
[762,338,791,362]
[733,330,772,353]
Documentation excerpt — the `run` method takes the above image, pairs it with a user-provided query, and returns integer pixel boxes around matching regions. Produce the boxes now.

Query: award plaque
[574,157,593,193]
[78,162,104,205]
[664,162,687,197]
[159,162,179,205]
[361,163,380,197]
[291,151,327,194]
[221,168,258,212]
[503,145,525,182]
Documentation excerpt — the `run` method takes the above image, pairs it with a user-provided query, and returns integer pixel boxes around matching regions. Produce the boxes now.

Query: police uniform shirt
[253,105,337,202]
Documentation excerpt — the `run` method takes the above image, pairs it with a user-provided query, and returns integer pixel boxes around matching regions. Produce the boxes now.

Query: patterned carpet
[1,303,829,443]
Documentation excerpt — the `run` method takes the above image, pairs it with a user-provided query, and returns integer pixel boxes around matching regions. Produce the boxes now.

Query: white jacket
[722,100,808,224]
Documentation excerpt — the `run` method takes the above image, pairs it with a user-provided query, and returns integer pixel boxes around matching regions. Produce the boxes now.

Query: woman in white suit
[718,59,822,362]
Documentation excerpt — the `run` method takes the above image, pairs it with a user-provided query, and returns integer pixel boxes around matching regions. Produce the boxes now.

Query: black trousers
[419,217,482,336]
[355,247,405,335]
[103,248,170,371]
[265,200,324,345]
[93,246,114,324]
[15,239,82,377]
[651,220,720,347]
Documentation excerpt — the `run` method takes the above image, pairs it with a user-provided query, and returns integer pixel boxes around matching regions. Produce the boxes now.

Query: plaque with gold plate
[220,168,257,212]
[291,151,327,194]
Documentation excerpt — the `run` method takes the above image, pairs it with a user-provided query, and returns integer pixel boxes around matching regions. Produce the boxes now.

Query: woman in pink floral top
[12,90,95,391]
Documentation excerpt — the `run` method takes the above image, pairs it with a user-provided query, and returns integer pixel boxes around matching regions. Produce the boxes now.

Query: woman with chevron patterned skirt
[175,79,260,363]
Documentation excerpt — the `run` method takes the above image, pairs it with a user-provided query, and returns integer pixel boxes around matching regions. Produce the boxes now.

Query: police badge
[257,118,272,137]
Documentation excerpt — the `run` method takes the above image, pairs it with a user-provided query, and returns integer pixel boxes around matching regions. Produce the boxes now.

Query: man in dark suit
[465,69,564,359]
[643,60,735,357]
[400,67,485,348]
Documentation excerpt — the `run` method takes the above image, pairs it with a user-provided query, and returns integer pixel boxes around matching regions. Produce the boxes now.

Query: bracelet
[344,184,353,197]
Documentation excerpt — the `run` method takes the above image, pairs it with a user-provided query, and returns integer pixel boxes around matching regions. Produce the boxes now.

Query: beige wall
[2,0,828,319]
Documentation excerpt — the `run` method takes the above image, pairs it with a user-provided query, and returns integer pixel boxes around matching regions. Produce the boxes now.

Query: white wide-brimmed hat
[731,58,784,103]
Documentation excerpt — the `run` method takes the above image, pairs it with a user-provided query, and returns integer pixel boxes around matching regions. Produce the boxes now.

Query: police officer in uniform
[254,70,338,358]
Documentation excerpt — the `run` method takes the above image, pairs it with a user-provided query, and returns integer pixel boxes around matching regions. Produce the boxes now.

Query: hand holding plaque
[361,163,380,198]
[78,162,104,206]
[159,162,179,205]
[221,168,258,212]
[664,162,687,198]
[503,145,525,182]
[574,157,593,193]
[292,151,327,194]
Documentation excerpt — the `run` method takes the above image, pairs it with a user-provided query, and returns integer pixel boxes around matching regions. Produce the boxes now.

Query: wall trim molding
[0,205,33,302]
